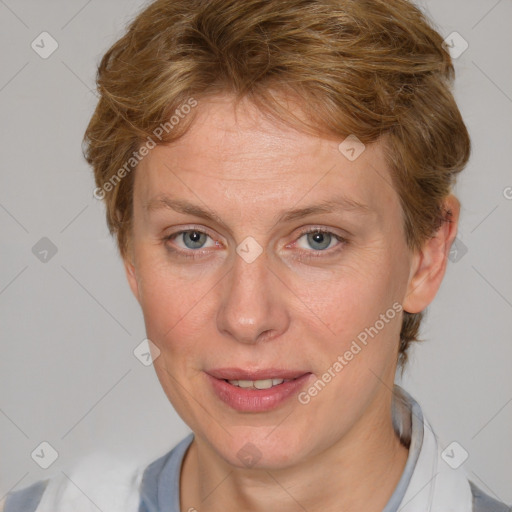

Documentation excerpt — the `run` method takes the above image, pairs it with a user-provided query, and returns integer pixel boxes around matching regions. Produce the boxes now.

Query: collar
[385,385,473,512]
[143,385,474,512]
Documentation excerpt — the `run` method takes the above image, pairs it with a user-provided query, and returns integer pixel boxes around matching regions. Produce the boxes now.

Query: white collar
[387,385,473,512]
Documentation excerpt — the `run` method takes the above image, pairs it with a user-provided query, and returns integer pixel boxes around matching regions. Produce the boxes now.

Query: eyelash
[162,227,348,260]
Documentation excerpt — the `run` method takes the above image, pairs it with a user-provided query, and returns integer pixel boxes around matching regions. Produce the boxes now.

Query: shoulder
[139,432,194,510]
[2,480,49,512]
[2,435,194,512]
[2,452,143,512]
[470,481,511,512]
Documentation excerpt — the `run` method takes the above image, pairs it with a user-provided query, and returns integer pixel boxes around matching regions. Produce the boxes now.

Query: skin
[124,93,459,512]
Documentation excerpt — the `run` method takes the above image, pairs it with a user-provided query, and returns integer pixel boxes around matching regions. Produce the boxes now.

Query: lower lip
[206,373,313,412]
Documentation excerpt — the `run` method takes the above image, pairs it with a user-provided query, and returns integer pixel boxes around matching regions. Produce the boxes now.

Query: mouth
[225,377,293,390]
[205,368,313,412]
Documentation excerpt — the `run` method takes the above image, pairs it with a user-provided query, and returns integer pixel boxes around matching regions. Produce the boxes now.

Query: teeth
[254,379,274,390]
[227,378,288,389]
[238,380,255,388]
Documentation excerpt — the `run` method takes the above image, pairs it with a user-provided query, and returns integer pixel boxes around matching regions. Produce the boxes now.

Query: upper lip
[206,368,310,380]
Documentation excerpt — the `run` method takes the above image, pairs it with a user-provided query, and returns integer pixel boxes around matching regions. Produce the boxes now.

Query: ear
[123,250,141,304]
[403,195,460,314]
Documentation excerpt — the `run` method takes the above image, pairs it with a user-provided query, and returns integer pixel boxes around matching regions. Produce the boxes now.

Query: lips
[206,368,308,381]
[205,368,313,412]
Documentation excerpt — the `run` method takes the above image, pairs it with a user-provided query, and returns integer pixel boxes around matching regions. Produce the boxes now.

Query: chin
[201,425,313,470]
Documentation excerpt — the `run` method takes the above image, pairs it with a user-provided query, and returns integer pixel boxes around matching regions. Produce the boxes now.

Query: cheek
[133,248,212,348]
[297,255,404,336]
[296,252,408,380]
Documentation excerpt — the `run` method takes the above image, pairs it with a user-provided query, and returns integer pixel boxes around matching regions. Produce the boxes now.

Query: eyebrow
[144,194,371,225]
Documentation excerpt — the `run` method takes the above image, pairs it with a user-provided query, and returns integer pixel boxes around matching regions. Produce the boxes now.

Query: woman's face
[125,94,418,468]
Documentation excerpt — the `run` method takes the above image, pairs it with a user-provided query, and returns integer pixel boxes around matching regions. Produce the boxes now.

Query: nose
[216,243,290,345]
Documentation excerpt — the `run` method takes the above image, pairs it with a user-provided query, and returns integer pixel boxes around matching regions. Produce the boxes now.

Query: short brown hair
[83,0,471,366]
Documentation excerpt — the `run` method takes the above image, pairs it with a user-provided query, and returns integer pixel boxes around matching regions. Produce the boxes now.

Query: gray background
[1,0,511,505]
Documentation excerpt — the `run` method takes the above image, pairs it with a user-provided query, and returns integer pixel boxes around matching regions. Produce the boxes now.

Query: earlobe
[403,195,460,314]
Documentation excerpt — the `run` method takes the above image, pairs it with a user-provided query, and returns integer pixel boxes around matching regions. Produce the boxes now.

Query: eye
[163,228,220,258]
[293,228,347,256]
[174,230,212,250]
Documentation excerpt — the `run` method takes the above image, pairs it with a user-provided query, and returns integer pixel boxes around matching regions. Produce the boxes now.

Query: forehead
[135,94,399,221]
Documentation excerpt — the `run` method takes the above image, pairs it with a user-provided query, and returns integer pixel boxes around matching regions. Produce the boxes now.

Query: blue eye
[296,229,345,253]
[164,229,218,259]
[305,231,333,250]
[179,230,209,249]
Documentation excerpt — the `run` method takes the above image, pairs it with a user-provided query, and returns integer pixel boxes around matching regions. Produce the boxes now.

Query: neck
[180,387,409,512]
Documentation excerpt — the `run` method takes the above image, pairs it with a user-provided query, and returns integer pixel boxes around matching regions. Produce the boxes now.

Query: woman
[3,0,509,510]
